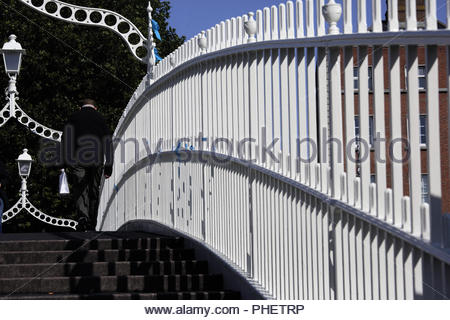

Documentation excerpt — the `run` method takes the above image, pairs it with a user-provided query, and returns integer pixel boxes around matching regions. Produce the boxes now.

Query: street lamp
[1,35,25,116]
[16,149,33,207]
[1,34,25,78]
[16,148,33,179]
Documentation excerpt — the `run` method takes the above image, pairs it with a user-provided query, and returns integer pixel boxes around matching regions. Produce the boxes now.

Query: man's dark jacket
[62,107,114,176]
[0,159,9,209]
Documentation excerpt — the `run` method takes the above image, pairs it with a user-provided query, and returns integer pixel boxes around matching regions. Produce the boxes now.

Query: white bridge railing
[99,0,450,299]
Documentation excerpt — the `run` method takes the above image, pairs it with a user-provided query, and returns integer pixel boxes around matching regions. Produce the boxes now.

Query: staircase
[0,232,240,300]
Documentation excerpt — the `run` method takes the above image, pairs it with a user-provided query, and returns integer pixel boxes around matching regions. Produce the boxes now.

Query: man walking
[62,99,113,231]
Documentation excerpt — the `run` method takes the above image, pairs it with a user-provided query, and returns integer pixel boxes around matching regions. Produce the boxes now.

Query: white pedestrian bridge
[98,1,450,299]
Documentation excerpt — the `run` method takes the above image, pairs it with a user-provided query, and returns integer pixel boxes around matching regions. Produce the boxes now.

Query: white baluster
[220,21,226,49]
[323,0,342,35]
[358,0,367,33]
[207,28,213,52]
[388,0,399,32]
[406,0,417,31]
[355,177,362,209]
[402,196,411,232]
[271,5,279,40]
[279,4,287,40]
[296,0,304,38]
[341,172,348,203]
[316,0,325,36]
[264,7,271,41]
[245,12,257,43]
[226,19,232,47]
[425,0,437,30]
[215,24,220,51]
[286,1,295,39]
[256,10,263,42]
[372,0,382,32]
[237,17,243,45]
[306,0,314,37]
[369,183,377,214]
[385,189,393,224]
[421,203,431,241]
[343,0,352,34]
[426,44,442,245]
[231,18,237,46]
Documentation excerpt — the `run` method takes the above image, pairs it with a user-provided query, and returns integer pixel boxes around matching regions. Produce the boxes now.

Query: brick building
[348,0,450,214]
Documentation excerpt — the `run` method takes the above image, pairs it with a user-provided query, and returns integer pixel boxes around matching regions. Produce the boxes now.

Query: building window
[354,115,374,147]
[371,174,376,184]
[421,174,430,204]
[420,115,427,147]
[418,66,426,90]
[354,66,373,91]
[355,116,360,139]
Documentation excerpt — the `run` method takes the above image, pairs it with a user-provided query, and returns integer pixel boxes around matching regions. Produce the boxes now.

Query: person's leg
[87,166,103,231]
[66,165,90,229]
[0,198,4,233]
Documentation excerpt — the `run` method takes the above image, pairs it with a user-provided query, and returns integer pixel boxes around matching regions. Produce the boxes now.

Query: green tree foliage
[0,0,185,232]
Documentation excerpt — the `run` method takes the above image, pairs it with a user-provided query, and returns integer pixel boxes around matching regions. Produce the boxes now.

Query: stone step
[0,249,196,264]
[0,291,241,300]
[0,261,209,278]
[0,274,224,294]
[0,237,184,252]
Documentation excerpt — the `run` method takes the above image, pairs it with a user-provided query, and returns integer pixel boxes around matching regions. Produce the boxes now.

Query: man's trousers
[67,165,103,230]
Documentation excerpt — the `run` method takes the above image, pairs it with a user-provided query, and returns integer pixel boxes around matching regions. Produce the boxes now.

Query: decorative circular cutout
[40,215,45,219]
[31,0,44,7]
[3,111,10,118]
[45,217,51,222]
[105,14,117,26]
[36,126,44,134]
[60,6,72,19]
[75,10,87,22]
[52,132,60,140]
[64,221,69,226]
[15,110,22,118]
[128,33,140,45]
[57,220,63,225]
[136,46,148,59]
[51,219,57,224]
[29,207,35,213]
[90,11,102,23]
[118,21,130,34]
[21,117,29,124]
[25,203,31,209]
[28,122,36,129]
[45,1,57,14]
[44,129,51,137]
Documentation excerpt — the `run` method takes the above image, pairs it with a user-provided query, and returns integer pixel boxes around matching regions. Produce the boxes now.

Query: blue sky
[168,0,448,41]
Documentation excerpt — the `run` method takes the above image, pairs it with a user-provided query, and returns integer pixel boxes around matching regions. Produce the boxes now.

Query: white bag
[59,169,70,195]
